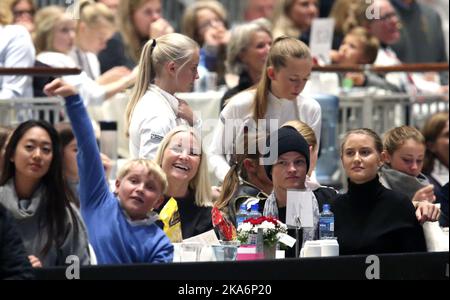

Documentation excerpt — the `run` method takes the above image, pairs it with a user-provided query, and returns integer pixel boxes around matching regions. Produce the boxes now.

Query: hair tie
[151,39,157,49]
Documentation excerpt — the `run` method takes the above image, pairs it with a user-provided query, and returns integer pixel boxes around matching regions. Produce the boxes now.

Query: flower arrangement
[237,216,288,246]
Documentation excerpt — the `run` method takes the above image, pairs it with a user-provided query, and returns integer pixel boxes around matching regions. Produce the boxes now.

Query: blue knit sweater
[65,94,173,264]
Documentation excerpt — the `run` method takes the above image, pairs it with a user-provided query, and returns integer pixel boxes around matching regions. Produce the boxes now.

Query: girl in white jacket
[126,33,201,159]
[209,36,322,182]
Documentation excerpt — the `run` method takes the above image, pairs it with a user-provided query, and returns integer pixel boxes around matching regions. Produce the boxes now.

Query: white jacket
[129,85,200,159]
[208,89,322,182]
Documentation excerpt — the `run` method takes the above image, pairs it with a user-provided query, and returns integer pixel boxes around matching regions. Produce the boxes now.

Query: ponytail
[125,39,154,136]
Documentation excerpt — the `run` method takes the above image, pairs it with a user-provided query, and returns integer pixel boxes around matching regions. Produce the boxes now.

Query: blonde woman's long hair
[154,126,212,207]
[125,33,199,135]
[33,5,68,54]
[0,1,12,25]
[252,36,311,121]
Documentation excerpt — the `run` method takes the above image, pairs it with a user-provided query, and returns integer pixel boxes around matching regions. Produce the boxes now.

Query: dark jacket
[0,205,34,280]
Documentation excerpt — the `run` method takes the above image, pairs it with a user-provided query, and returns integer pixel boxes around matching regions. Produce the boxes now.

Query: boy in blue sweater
[44,79,173,264]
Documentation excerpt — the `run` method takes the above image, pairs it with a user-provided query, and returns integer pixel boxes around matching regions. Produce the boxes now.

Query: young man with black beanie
[262,126,337,255]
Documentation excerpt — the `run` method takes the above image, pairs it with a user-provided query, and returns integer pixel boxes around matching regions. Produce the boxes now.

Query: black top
[0,205,34,280]
[332,176,427,255]
[98,32,136,74]
[156,191,213,240]
[220,70,254,111]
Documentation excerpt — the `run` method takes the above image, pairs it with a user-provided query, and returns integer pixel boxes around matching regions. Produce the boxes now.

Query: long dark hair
[0,120,79,257]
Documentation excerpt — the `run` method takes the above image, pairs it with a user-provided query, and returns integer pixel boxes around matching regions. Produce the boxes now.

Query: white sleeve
[138,115,173,160]
[309,101,322,148]
[62,72,106,107]
[208,116,231,182]
[0,27,35,99]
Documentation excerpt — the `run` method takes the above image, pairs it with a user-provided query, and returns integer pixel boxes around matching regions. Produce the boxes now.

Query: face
[52,18,76,53]
[161,132,201,185]
[338,34,366,65]
[368,0,400,45]
[115,164,164,220]
[78,21,114,53]
[132,0,162,38]
[430,121,449,168]
[175,50,200,92]
[245,0,275,20]
[342,134,382,184]
[11,127,53,182]
[289,0,318,31]
[240,30,272,76]
[269,57,312,100]
[63,139,78,181]
[196,8,226,40]
[12,0,34,23]
[272,152,308,191]
[384,139,425,177]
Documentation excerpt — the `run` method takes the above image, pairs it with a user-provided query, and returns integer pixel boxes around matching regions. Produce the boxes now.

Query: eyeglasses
[375,12,397,22]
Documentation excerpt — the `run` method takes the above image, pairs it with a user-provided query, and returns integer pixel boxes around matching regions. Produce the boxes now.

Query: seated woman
[0,3,35,99]
[0,120,90,267]
[33,6,135,106]
[181,0,230,87]
[333,128,426,255]
[214,132,273,227]
[54,122,112,208]
[379,125,440,221]
[154,126,213,240]
[221,19,272,110]
[421,112,449,227]
[44,79,173,264]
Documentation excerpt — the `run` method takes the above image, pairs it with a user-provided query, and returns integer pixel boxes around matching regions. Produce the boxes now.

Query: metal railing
[0,97,64,126]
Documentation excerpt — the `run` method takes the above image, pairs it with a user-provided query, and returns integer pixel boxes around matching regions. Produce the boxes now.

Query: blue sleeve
[64,94,111,211]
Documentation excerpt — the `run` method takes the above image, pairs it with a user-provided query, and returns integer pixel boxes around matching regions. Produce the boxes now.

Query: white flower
[237,222,253,233]
[259,221,276,230]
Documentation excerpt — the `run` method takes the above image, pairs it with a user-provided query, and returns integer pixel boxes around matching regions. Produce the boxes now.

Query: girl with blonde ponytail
[209,36,322,182]
[126,33,201,159]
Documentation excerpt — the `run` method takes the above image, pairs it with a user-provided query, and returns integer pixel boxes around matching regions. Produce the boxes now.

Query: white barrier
[0,97,64,126]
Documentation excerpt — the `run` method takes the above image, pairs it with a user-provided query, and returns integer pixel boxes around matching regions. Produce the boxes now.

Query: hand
[345,73,366,86]
[149,18,174,39]
[100,152,113,179]
[97,66,131,85]
[44,78,78,98]
[28,255,42,268]
[203,24,229,47]
[177,99,194,126]
[412,185,436,203]
[415,202,441,224]
[329,50,342,64]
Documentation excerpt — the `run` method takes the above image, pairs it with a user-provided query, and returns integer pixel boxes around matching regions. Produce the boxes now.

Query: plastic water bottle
[236,204,249,227]
[248,203,262,220]
[319,204,334,240]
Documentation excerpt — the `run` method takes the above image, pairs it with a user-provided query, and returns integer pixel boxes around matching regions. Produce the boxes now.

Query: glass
[180,243,203,262]
[212,244,238,261]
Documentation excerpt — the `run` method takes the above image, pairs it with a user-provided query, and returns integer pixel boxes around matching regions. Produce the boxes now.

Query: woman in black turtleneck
[332,128,426,255]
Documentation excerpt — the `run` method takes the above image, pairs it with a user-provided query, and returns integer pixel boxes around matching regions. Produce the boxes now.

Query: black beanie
[263,126,310,180]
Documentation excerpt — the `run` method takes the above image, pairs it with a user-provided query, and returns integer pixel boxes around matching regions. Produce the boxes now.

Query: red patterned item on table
[212,206,237,241]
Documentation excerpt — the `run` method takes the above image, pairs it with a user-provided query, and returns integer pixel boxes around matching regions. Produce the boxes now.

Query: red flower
[243,216,280,226]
